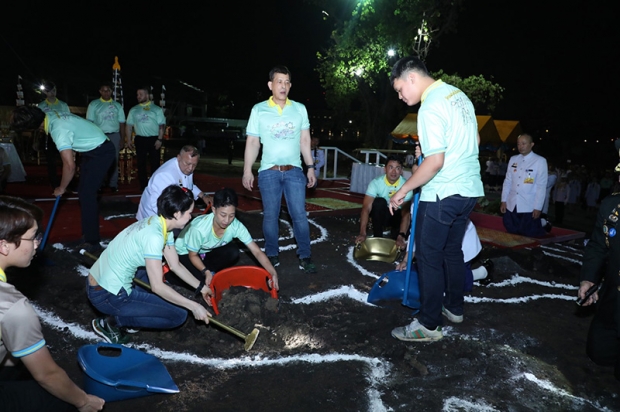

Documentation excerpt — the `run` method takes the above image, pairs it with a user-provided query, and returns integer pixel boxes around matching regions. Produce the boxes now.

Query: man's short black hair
[99,81,113,90]
[269,65,291,82]
[386,155,404,167]
[42,80,56,92]
[390,56,430,86]
[213,188,238,209]
[10,106,45,131]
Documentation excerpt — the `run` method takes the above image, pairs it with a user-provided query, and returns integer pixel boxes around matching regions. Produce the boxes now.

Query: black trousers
[135,135,160,191]
[369,197,402,239]
[586,293,620,380]
[169,243,240,286]
[78,140,115,243]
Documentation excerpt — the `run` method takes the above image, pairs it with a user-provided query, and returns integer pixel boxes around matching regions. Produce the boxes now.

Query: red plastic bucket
[210,266,278,315]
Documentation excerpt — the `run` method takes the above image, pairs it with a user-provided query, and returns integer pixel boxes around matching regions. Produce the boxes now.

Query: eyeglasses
[21,232,43,244]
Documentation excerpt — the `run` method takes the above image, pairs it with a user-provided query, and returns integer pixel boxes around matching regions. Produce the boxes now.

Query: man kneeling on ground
[355,155,412,249]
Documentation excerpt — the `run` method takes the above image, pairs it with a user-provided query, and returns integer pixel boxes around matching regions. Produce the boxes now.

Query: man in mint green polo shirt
[242,65,318,274]
[388,56,484,343]
[125,86,165,191]
[38,81,69,189]
[355,155,412,249]
[10,106,115,253]
[87,82,126,192]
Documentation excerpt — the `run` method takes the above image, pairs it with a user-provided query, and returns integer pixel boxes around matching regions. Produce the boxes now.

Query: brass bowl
[354,237,400,263]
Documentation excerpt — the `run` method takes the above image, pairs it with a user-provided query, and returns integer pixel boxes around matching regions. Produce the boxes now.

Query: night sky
[2,1,618,143]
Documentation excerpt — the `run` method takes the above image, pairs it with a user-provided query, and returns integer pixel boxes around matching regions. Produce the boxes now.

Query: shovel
[36,196,61,266]
[80,250,260,351]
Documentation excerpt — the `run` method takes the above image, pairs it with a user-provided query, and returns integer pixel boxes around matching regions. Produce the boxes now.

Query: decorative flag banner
[16,75,24,106]
[112,56,124,107]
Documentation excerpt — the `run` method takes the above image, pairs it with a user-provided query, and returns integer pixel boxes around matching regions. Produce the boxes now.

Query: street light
[387,49,395,57]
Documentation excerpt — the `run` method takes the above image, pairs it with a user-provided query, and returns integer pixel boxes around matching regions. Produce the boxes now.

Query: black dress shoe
[110,186,118,193]
[478,259,494,286]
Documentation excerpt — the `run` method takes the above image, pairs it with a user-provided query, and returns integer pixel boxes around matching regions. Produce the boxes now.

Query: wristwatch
[398,232,406,238]
[306,164,316,169]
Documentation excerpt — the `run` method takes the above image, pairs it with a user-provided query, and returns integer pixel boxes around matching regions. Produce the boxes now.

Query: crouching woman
[87,185,211,344]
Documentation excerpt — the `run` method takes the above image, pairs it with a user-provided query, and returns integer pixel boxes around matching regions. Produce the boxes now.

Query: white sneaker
[391,319,443,342]
[442,306,463,323]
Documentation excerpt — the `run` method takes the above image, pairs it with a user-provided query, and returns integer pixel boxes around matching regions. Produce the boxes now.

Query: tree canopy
[310,0,503,146]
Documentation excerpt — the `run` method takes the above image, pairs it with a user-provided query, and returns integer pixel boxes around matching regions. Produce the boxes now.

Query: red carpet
[8,164,582,248]
[4,164,363,245]
[469,211,585,248]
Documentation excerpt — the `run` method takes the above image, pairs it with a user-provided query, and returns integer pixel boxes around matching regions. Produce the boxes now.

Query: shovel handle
[207,318,246,339]
[40,196,61,250]
[132,277,248,339]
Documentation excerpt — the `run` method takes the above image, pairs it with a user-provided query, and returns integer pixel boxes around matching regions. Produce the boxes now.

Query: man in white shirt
[500,133,548,237]
[136,145,210,220]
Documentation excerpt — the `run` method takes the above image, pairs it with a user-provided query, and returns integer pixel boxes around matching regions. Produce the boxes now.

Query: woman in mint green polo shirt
[87,185,212,344]
[173,188,280,291]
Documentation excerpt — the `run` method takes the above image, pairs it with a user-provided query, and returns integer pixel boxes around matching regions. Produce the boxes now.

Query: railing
[319,146,361,180]
[318,147,412,182]
[358,148,409,164]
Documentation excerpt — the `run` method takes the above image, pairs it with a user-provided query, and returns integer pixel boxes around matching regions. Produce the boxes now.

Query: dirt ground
[6,196,620,412]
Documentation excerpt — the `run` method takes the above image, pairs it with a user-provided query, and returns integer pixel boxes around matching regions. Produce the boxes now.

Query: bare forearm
[60,161,75,190]
[165,256,201,291]
[125,124,133,142]
[300,130,313,165]
[243,139,260,173]
[38,367,89,408]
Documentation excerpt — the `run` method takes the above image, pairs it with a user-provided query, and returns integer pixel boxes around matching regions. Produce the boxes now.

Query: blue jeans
[86,269,187,329]
[258,168,311,258]
[415,195,477,329]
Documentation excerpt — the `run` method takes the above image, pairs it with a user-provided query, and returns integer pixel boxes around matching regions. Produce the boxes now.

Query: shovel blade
[244,328,260,351]
[367,269,420,310]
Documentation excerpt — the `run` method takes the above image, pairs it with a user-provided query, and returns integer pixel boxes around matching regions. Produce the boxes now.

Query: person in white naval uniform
[500,133,548,237]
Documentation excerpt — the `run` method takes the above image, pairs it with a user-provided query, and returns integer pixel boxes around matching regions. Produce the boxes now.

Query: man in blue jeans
[242,65,318,273]
[388,56,484,342]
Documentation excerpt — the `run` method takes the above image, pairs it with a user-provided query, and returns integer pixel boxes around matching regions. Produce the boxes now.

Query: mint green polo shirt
[126,102,165,136]
[417,80,484,201]
[86,98,126,133]
[175,213,252,256]
[246,97,310,172]
[366,175,413,206]
[90,216,174,295]
[38,99,70,114]
[44,111,107,152]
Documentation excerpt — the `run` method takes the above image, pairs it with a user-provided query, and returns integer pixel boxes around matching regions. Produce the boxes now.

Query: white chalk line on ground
[104,213,136,220]
[347,246,382,279]
[512,372,613,412]
[257,218,328,253]
[484,274,578,290]
[32,303,390,411]
[291,285,374,306]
